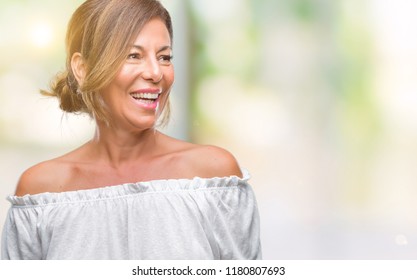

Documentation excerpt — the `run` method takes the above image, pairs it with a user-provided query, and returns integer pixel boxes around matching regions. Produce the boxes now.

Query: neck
[90,122,159,168]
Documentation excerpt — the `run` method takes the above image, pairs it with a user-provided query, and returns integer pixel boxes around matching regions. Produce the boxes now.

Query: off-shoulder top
[1,170,261,260]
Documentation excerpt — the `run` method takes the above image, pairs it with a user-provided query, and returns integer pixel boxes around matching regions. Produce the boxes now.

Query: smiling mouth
[130,92,160,104]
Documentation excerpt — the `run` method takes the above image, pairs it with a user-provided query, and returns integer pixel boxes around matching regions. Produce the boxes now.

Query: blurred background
[1,0,417,259]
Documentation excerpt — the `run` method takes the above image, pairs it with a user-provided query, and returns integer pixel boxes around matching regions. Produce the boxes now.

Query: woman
[1,0,261,259]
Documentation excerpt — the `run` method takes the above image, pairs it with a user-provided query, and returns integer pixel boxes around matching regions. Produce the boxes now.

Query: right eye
[127,53,141,60]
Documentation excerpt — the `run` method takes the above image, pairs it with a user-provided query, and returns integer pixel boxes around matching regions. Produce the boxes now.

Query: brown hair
[41,0,173,125]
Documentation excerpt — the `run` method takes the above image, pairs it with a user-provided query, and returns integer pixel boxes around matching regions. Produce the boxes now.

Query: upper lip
[130,88,162,94]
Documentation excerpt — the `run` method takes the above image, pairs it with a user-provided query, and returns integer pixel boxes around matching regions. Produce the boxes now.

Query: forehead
[132,18,171,46]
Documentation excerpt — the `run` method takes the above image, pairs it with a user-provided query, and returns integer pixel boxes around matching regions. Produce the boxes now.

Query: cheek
[113,66,136,87]
[101,69,134,97]
[164,67,175,87]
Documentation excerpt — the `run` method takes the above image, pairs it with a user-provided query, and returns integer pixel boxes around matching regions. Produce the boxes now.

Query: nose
[141,57,162,83]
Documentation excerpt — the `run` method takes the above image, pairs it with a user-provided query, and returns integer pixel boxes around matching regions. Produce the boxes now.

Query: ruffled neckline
[7,169,250,207]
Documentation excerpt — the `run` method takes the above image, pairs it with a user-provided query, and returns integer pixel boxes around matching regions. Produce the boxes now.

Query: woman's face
[100,18,174,130]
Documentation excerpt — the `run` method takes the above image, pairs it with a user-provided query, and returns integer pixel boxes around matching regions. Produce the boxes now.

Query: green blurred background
[1,0,417,259]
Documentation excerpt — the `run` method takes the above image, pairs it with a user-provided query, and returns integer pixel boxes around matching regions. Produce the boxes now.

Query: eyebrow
[131,45,172,53]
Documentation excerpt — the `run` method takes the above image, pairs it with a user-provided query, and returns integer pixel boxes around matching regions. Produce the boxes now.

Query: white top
[1,170,261,260]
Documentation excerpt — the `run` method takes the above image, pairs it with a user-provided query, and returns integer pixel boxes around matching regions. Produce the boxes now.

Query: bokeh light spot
[30,23,53,48]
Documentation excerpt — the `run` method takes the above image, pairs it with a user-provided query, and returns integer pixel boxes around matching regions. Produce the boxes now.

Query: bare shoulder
[180,143,243,179]
[15,159,68,196]
[158,133,243,179]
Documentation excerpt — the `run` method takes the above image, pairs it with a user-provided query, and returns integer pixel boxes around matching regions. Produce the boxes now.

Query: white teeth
[131,92,159,99]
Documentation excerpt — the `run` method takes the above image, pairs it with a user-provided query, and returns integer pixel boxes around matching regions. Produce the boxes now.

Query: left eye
[159,55,173,64]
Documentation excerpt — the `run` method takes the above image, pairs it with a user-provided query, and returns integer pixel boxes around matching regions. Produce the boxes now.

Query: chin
[129,116,159,130]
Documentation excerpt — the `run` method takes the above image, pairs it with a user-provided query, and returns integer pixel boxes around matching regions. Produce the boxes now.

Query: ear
[71,52,86,86]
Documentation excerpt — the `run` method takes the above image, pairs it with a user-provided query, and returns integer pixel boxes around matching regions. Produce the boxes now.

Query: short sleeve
[1,206,43,260]
[206,183,262,259]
